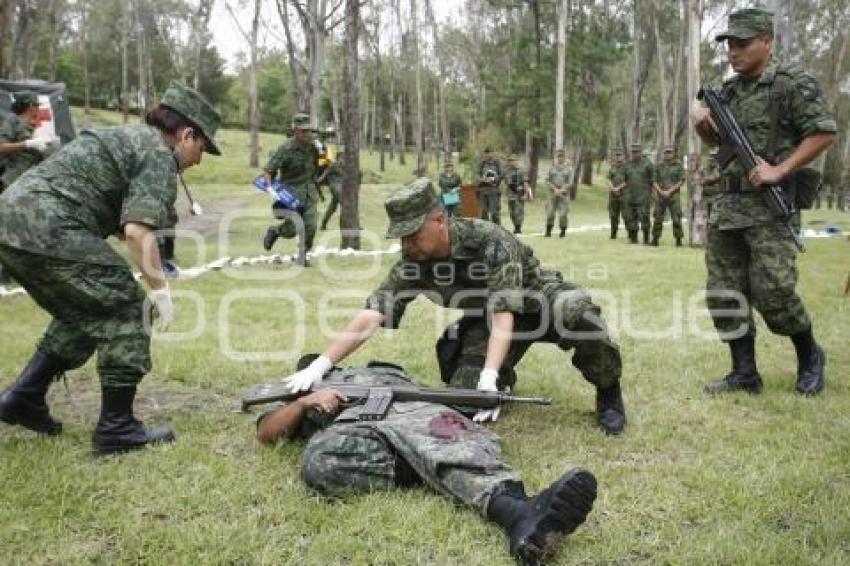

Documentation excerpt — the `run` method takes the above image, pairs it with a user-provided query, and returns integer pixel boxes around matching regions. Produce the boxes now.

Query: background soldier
[651,145,685,247]
[622,143,654,244]
[607,148,627,239]
[319,145,345,231]
[504,155,532,234]
[438,160,462,217]
[691,7,836,396]
[278,180,626,435]
[0,83,220,455]
[257,359,598,566]
[477,147,503,224]
[262,113,320,266]
[545,149,572,238]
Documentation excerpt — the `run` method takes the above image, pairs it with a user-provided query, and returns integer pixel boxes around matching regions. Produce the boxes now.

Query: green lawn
[1,110,849,564]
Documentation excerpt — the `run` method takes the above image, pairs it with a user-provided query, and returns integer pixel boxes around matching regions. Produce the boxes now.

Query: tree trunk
[0,1,14,77]
[581,148,592,185]
[192,0,214,90]
[277,0,303,110]
[13,0,33,79]
[341,0,362,250]
[424,0,450,156]
[686,0,704,246]
[121,0,130,123]
[410,0,426,175]
[248,0,261,167]
[554,0,569,151]
[134,0,147,114]
[653,4,670,146]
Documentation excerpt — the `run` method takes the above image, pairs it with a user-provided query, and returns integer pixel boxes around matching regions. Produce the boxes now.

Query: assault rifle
[697,84,805,252]
[241,381,552,421]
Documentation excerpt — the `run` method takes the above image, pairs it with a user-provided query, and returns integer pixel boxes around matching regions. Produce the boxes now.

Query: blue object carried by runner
[253,175,302,210]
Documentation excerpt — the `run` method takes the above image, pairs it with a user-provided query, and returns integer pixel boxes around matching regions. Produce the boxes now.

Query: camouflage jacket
[0,125,178,265]
[504,166,527,199]
[607,162,626,198]
[712,58,836,229]
[546,164,572,193]
[701,159,722,197]
[654,160,685,196]
[0,113,43,189]
[365,217,565,328]
[265,137,320,190]
[438,172,462,193]
[477,157,502,195]
[623,157,655,204]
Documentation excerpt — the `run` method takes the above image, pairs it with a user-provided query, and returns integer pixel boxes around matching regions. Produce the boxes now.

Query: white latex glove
[473,368,502,423]
[190,201,203,216]
[147,286,175,331]
[281,355,333,392]
[24,138,49,153]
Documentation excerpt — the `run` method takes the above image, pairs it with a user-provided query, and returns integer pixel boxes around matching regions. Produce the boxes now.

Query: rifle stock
[697,84,805,252]
[242,381,552,420]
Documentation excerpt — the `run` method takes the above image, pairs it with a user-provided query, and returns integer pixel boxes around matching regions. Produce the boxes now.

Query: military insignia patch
[797,76,821,101]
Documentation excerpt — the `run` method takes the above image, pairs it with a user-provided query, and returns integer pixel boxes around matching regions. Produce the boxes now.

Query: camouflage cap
[715,8,774,42]
[384,178,440,238]
[292,113,313,130]
[160,81,222,155]
[13,91,39,107]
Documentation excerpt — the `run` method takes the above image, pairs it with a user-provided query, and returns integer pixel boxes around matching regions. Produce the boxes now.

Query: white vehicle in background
[0,79,76,151]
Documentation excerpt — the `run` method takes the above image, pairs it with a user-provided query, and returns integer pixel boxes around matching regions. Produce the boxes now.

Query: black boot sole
[93,429,176,457]
[513,469,597,565]
[796,346,826,396]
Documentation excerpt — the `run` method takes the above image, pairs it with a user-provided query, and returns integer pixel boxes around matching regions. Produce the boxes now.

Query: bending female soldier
[0,83,221,456]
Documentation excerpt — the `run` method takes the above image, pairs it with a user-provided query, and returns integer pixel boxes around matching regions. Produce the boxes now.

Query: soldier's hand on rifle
[147,285,174,331]
[748,157,785,187]
[301,389,346,415]
[473,368,502,423]
[690,102,720,143]
[281,355,334,392]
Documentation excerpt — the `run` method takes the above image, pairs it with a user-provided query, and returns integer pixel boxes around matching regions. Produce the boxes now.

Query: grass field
[1,109,849,565]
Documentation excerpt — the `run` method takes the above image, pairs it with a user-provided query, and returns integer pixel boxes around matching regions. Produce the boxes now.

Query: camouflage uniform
[366,218,621,394]
[264,114,320,261]
[652,152,685,245]
[700,154,722,219]
[438,167,462,217]
[545,159,572,236]
[504,163,529,233]
[319,152,343,231]
[477,155,502,224]
[705,58,836,340]
[0,103,43,192]
[622,148,654,243]
[607,152,627,239]
[262,364,518,514]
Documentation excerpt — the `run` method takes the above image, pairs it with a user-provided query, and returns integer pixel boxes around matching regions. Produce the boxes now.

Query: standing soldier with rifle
[622,143,654,244]
[255,358,598,566]
[277,180,626,434]
[504,155,532,234]
[651,145,685,247]
[607,148,627,240]
[690,8,836,396]
[545,149,572,238]
[477,147,503,224]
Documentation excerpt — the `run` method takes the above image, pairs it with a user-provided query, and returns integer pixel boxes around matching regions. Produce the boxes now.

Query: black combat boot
[642,230,650,245]
[0,351,68,435]
[675,237,683,247]
[92,386,175,456]
[596,383,626,435]
[514,225,522,235]
[651,236,659,247]
[262,226,278,251]
[486,470,597,565]
[628,231,638,244]
[559,228,566,238]
[610,226,617,240]
[704,336,763,394]
[545,225,553,237]
[790,327,826,396]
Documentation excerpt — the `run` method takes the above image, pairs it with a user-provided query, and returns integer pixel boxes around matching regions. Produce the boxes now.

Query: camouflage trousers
[436,282,621,391]
[652,196,684,241]
[0,245,151,386]
[608,196,623,231]
[546,191,570,230]
[302,401,518,516]
[320,180,341,230]
[507,197,525,230]
[478,191,501,225]
[269,187,319,252]
[706,222,811,340]
[622,201,650,236]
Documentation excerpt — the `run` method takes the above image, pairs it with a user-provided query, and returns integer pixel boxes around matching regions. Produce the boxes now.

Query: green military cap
[384,178,440,238]
[715,8,774,42]
[13,91,39,107]
[160,81,222,155]
[630,143,643,151]
[292,113,313,130]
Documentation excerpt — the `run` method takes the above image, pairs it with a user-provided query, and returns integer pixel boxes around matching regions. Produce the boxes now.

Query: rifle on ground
[242,381,552,421]
[698,84,805,252]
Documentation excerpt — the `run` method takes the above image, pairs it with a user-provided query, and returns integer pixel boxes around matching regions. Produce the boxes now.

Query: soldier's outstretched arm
[256,389,345,444]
